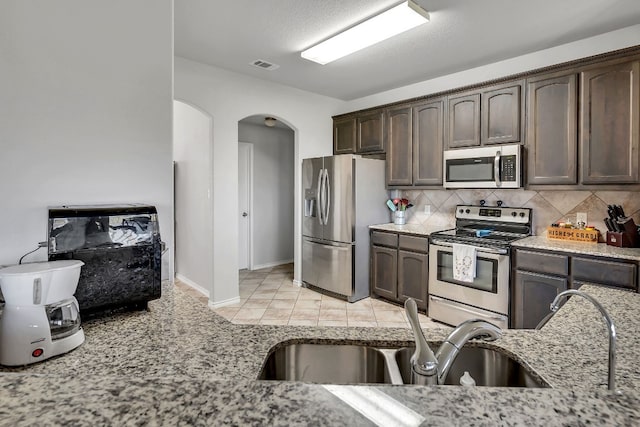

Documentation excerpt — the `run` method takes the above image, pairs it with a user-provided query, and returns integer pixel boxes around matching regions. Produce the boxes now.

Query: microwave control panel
[501,155,517,182]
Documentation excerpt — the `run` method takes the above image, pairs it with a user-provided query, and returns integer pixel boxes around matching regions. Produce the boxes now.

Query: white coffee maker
[0,260,85,366]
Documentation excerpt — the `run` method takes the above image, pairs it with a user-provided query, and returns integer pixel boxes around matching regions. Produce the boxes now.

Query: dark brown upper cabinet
[481,82,523,145]
[526,72,578,185]
[413,99,444,186]
[386,99,444,187]
[447,82,523,149]
[447,93,480,148]
[580,60,640,184]
[385,105,413,186]
[333,116,356,154]
[356,109,385,153]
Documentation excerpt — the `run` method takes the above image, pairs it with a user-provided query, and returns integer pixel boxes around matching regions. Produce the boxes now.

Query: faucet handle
[404,299,438,377]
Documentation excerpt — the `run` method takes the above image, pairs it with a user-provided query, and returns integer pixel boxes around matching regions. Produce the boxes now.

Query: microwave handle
[494,150,501,187]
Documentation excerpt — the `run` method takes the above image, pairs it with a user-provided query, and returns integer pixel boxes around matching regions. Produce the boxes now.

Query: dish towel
[452,243,477,283]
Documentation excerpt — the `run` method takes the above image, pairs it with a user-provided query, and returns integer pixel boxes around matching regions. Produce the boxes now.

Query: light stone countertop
[0,283,639,425]
[513,235,640,262]
[369,223,449,236]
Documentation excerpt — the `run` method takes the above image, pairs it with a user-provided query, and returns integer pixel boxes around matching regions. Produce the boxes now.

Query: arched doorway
[237,115,295,271]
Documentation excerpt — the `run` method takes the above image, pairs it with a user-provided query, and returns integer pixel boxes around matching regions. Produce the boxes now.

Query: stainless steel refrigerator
[302,154,387,302]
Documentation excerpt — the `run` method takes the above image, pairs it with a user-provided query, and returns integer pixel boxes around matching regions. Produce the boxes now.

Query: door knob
[242,212,248,217]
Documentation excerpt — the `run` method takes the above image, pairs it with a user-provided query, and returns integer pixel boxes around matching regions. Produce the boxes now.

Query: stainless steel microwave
[443,144,522,189]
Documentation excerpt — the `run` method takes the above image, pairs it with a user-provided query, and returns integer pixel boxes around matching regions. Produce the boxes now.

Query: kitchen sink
[258,343,389,384]
[258,342,548,388]
[395,346,549,388]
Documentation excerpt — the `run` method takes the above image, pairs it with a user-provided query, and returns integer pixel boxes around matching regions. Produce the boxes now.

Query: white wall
[174,57,344,304]
[0,1,174,278]
[173,101,213,292]
[238,122,294,269]
[342,24,640,112]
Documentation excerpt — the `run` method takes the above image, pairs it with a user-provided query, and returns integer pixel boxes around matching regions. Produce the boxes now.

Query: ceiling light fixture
[264,117,277,127]
[301,0,430,65]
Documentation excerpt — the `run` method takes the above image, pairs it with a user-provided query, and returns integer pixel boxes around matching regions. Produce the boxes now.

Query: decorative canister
[394,210,406,225]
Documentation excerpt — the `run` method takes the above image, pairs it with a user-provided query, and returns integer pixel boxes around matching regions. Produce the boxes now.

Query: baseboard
[175,274,210,298]
[251,258,293,270]
[208,296,241,309]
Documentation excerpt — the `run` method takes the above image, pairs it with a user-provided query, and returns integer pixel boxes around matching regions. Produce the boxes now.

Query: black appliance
[48,204,162,317]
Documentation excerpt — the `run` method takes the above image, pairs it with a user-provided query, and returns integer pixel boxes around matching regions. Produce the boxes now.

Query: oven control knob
[519,212,525,217]
[459,209,464,214]
[465,209,470,214]
[511,212,517,217]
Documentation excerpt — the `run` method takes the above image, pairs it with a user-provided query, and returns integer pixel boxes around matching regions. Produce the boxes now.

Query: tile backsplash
[396,189,640,241]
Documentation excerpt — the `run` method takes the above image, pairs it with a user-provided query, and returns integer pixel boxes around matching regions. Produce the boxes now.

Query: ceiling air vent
[250,59,280,71]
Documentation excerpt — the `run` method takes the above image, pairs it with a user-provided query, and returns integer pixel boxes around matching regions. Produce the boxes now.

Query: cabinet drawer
[515,250,569,276]
[371,231,398,248]
[398,235,428,253]
[572,257,637,290]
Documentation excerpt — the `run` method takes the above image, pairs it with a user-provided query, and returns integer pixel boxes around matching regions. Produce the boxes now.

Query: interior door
[238,142,252,270]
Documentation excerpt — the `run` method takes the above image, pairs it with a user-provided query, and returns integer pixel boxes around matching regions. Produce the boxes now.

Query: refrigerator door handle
[323,168,331,225]
[317,168,324,225]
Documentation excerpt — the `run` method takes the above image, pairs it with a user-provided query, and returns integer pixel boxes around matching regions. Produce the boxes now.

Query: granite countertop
[513,235,640,262]
[1,283,639,425]
[369,223,447,237]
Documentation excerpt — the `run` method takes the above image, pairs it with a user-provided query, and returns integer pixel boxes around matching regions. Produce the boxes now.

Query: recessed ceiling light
[301,0,430,65]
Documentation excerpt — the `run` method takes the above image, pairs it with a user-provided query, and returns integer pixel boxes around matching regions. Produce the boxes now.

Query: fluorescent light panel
[301,1,429,65]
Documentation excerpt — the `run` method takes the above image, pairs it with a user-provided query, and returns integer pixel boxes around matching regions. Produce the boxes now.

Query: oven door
[428,242,509,316]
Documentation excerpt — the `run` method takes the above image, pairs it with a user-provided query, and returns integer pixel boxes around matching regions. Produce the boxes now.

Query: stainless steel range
[428,203,532,329]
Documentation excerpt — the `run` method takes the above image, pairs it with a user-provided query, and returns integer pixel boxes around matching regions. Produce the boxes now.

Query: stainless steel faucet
[404,298,502,385]
[536,289,617,392]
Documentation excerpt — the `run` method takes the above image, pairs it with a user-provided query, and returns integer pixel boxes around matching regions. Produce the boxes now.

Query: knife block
[606,218,639,248]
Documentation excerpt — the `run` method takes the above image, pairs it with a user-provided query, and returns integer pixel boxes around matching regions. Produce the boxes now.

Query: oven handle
[430,240,508,255]
[429,296,507,323]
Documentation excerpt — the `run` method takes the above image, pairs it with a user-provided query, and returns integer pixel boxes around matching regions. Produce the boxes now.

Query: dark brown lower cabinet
[511,247,638,329]
[370,231,428,310]
[398,250,428,308]
[512,270,568,329]
[371,245,397,300]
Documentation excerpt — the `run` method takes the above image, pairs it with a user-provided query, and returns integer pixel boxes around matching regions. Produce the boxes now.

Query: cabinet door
[481,82,523,145]
[512,270,568,329]
[397,250,428,310]
[333,117,356,154]
[580,60,640,184]
[447,93,480,148]
[371,245,397,300]
[413,99,444,186]
[386,106,413,186]
[357,110,385,153]
[526,73,578,184]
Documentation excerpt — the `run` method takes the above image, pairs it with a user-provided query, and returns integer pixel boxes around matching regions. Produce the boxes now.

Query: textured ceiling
[175,0,640,100]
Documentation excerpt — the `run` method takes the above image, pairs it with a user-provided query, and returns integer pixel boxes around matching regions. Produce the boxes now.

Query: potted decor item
[387,198,413,225]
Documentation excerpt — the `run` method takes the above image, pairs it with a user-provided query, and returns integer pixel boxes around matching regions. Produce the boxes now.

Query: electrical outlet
[424,205,431,215]
[576,212,587,225]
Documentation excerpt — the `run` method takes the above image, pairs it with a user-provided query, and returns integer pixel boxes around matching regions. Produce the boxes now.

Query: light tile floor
[178,263,441,329]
